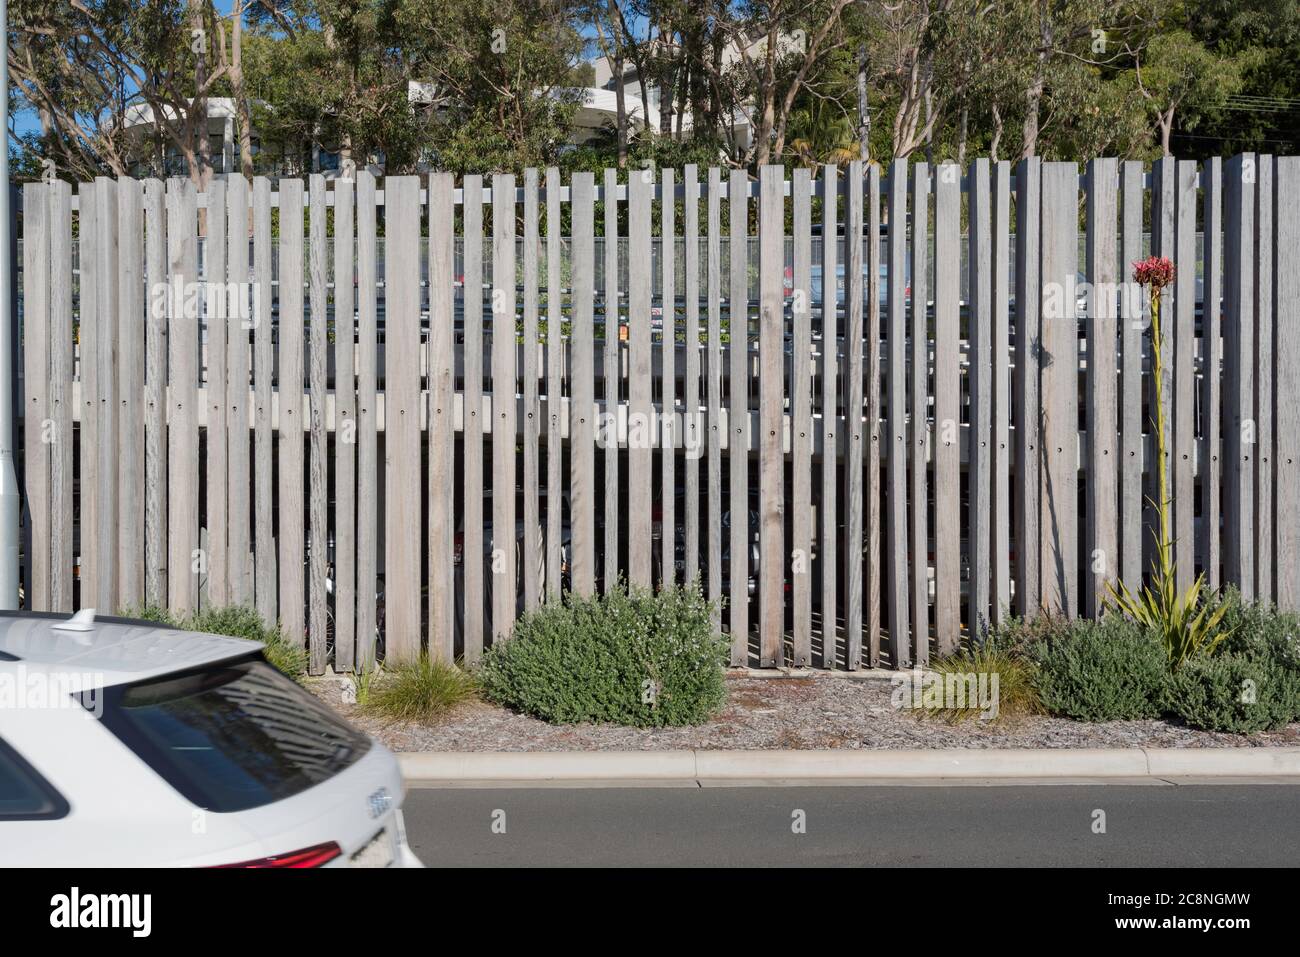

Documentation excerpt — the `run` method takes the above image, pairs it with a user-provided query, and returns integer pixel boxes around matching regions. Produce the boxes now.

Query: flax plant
[1105,256,1231,667]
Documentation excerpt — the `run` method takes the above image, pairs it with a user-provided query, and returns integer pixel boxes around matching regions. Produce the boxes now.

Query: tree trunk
[1160,106,1175,156]
[676,62,687,137]
[857,41,870,162]
[753,25,780,167]
[660,31,677,137]
[957,103,969,167]
[615,51,628,168]
[709,33,724,142]
[230,4,254,180]
[190,0,213,191]
[990,102,1003,162]
[1021,2,1051,161]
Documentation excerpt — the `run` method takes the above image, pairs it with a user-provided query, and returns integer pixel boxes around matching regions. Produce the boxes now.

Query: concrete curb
[398,747,1300,787]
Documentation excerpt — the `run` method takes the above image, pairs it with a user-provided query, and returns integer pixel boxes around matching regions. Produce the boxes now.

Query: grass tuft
[922,642,1042,723]
[357,656,478,722]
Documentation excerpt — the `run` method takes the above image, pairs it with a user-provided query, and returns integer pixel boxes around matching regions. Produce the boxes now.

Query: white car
[0,610,422,868]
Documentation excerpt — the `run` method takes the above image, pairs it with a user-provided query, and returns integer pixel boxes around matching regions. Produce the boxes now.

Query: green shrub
[924,643,1041,723]
[1209,588,1300,671]
[1031,616,1169,721]
[984,612,1075,657]
[479,582,727,727]
[119,603,307,680]
[123,604,175,626]
[1164,654,1300,733]
[358,656,478,721]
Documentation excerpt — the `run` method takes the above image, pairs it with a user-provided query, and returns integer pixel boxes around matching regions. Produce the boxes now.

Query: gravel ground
[309,670,1300,752]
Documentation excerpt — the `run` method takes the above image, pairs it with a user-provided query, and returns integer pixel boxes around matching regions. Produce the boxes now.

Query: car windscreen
[89,657,372,813]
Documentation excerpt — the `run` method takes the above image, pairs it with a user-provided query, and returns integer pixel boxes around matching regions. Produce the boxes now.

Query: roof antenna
[53,609,97,633]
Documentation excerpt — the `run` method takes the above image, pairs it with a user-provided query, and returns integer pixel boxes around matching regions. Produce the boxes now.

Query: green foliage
[119,604,307,680]
[1164,654,1300,733]
[1208,588,1300,670]
[1107,571,1233,668]
[479,582,727,727]
[1031,616,1170,721]
[358,656,479,722]
[983,611,1077,657]
[1166,588,1300,731]
[924,642,1041,723]
[1015,592,1300,733]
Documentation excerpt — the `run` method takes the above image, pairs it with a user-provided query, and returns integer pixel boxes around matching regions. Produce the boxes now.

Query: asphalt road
[402,784,1300,867]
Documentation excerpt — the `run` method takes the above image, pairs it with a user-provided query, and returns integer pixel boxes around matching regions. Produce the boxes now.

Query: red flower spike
[1132,255,1174,290]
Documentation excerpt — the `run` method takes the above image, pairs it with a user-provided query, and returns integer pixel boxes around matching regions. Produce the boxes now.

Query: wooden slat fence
[14,156,1300,672]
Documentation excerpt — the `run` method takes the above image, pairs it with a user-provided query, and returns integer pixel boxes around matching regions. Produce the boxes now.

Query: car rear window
[91,657,372,813]
[0,737,69,820]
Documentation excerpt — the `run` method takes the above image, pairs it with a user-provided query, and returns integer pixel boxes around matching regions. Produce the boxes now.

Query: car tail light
[211,841,342,868]
[453,532,464,566]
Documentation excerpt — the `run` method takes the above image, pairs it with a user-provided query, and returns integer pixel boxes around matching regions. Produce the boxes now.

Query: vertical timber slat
[569,174,596,597]
[683,165,701,584]
[307,175,328,673]
[93,178,119,612]
[22,183,49,609]
[277,180,305,644]
[355,172,378,670]
[909,163,930,663]
[50,182,75,611]
[757,165,784,667]
[886,160,911,664]
[522,169,541,610]
[545,167,563,602]
[117,179,145,610]
[226,174,252,608]
[627,172,652,588]
[428,173,455,660]
[167,178,197,614]
[1085,158,1118,615]
[865,165,881,666]
[1039,163,1079,616]
[332,176,355,669]
[991,162,1013,624]
[845,163,865,669]
[603,167,620,594]
[1275,156,1300,610]
[1224,154,1255,600]
[1199,158,1223,590]
[1120,162,1144,591]
[706,168,723,636]
[491,173,518,641]
[252,177,275,623]
[206,178,229,609]
[934,165,960,652]
[820,165,838,667]
[206,178,230,605]
[1254,156,1274,601]
[384,176,421,661]
[728,168,749,665]
[791,166,812,667]
[1175,159,1199,593]
[660,168,676,591]
[968,159,992,640]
